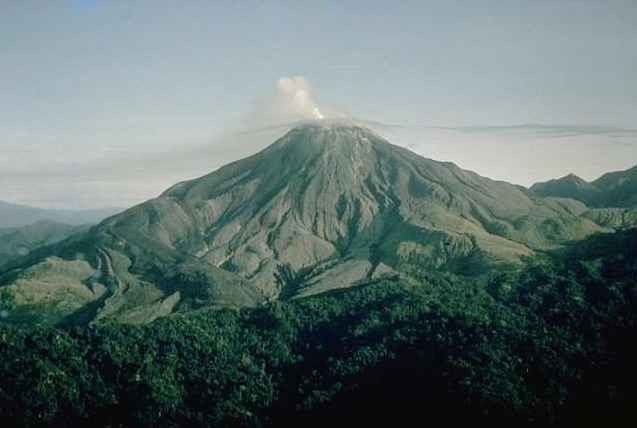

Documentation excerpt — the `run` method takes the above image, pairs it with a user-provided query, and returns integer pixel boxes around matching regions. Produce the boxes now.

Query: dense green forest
[1,230,636,427]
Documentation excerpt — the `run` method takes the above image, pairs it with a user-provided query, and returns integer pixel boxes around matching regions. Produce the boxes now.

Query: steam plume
[248,76,326,127]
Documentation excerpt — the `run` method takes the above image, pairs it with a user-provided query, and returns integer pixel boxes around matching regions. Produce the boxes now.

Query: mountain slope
[3,229,637,426]
[0,201,122,228]
[0,123,604,324]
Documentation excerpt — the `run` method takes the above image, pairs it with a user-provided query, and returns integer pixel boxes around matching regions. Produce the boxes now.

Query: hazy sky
[1,1,636,209]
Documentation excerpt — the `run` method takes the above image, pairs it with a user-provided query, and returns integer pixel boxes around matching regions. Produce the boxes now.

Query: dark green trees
[1,230,636,426]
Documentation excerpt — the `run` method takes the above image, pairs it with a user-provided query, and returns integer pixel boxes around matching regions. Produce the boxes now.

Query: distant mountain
[0,221,87,268]
[531,165,637,230]
[0,200,122,228]
[0,123,607,325]
[531,165,637,208]
[529,173,601,205]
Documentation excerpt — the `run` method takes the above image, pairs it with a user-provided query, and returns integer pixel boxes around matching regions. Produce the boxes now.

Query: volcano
[0,123,604,324]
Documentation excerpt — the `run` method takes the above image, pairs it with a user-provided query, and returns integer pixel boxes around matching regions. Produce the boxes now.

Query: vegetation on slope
[0,229,636,426]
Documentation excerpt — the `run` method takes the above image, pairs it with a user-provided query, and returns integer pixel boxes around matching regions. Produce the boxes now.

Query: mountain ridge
[0,200,122,228]
[531,164,637,207]
[0,221,87,269]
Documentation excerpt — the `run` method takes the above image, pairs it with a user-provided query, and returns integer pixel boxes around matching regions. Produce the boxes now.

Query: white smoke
[277,76,324,119]
[247,76,327,127]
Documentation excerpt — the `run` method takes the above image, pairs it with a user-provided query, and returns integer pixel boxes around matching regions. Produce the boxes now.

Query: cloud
[436,124,637,139]
[323,64,363,70]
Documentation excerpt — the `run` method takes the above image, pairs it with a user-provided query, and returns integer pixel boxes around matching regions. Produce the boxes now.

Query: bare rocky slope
[0,123,608,324]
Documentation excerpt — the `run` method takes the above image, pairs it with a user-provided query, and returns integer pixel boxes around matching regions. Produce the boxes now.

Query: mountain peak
[561,173,588,184]
[563,173,581,180]
[263,119,387,161]
[288,118,378,135]
[530,173,599,204]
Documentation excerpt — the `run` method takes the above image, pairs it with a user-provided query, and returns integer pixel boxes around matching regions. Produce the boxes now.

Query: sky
[1,0,636,209]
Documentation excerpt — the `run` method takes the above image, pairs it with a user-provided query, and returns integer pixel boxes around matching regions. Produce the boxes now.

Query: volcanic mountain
[0,123,606,324]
